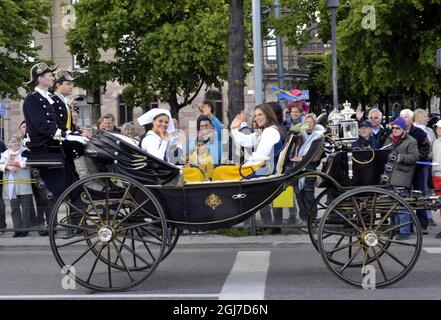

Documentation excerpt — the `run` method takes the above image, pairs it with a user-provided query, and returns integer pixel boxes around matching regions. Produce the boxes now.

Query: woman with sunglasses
[383,117,419,240]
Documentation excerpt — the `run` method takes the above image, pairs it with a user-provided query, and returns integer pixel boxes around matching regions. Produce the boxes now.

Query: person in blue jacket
[199,101,223,161]
[188,115,220,165]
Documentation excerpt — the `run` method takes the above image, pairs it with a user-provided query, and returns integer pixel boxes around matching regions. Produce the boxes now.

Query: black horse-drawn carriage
[44,130,441,291]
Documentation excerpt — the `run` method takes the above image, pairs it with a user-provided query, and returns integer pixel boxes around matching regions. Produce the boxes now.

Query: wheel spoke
[327,239,359,255]
[134,228,158,262]
[105,179,110,225]
[371,246,388,282]
[114,237,153,267]
[81,184,106,226]
[321,232,333,240]
[370,193,377,228]
[322,228,358,238]
[111,241,134,283]
[380,220,414,235]
[331,208,361,231]
[339,246,363,274]
[65,201,101,228]
[377,241,407,268]
[113,231,128,266]
[374,202,399,232]
[56,233,98,249]
[118,221,161,233]
[136,225,165,243]
[86,242,107,283]
[348,236,353,260]
[351,196,367,230]
[107,243,112,288]
[116,199,152,227]
[377,236,417,247]
[57,223,98,233]
[131,229,137,268]
[70,240,100,267]
[119,233,163,246]
[111,182,132,226]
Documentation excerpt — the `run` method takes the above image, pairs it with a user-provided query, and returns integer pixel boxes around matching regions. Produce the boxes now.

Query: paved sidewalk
[2,231,441,250]
[2,207,441,249]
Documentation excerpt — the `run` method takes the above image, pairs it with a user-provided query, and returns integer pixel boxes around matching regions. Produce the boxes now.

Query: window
[150,96,159,110]
[205,90,223,120]
[118,95,133,126]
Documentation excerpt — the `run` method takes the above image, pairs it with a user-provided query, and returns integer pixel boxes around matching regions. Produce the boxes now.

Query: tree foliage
[66,0,231,117]
[0,0,51,99]
[270,0,441,107]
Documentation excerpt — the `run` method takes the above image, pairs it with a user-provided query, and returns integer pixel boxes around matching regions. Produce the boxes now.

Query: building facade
[2,0,329,141]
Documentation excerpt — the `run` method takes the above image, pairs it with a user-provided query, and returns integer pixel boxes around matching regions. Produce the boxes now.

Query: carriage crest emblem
[205,193,222,210]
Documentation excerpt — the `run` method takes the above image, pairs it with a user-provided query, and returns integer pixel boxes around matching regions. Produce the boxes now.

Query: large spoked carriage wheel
[49,173,168,291]
[317,187,422,288]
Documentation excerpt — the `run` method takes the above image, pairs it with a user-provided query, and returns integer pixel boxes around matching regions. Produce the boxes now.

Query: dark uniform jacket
[51,94,72,132]
[51,94,84,161]
[384,133,419,188]
[408,124,430,161]
[372,127,390,147]
[351,135,380,150]
[23,91,68,150]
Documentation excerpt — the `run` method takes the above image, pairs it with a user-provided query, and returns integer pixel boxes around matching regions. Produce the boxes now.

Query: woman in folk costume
[0,134,34,237]
[138,108,185,162]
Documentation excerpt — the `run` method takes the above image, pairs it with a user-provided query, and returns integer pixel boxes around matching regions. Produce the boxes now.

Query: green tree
[228,0,246,124]
[271,0,441,108]
[0,0,51,99]
[66,0,230,118]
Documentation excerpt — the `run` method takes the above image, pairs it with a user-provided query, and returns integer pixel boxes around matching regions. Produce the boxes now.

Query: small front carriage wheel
[317,186,422,288]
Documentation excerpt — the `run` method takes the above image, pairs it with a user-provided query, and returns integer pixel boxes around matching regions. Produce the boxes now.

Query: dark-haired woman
[230,103,283,176]
[138,108,176,161]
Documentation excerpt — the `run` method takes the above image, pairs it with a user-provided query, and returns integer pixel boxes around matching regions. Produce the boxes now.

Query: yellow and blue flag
[271,86,303,102]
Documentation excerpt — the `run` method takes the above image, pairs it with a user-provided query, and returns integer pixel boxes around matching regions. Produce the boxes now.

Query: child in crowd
[189,135,214,180]
[0,134,33,237]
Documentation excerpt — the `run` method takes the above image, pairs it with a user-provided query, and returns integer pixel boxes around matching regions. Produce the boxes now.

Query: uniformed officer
[51,69,87,175]
[22,62,89,199]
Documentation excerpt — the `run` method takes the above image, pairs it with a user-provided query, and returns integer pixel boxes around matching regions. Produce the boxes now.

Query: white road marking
[219,251,271,300]
[0,294,219,300]
[423,247,441,254]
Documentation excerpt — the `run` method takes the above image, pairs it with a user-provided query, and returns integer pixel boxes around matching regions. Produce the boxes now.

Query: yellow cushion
[272,186,294,208]
[183,167,206,183]
[211,163,265,181]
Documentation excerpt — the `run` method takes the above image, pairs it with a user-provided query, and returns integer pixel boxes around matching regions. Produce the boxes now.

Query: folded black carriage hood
[85,130,181,186]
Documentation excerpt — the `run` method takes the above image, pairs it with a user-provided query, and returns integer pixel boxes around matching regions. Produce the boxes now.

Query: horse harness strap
[380,149,398,184]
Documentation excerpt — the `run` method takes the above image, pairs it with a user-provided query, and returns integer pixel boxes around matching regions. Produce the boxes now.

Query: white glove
[66,134,89,145]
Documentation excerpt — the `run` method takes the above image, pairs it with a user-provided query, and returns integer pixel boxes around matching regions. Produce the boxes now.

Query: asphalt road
[1,243,441,300]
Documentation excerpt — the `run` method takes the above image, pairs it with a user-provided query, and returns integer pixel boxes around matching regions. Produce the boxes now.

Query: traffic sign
[0,103,6,117]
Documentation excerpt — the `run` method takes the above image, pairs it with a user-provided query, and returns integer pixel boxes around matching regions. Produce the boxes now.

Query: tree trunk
[168,88,179,119]
[419,90,429,109]
[227,0,245,126]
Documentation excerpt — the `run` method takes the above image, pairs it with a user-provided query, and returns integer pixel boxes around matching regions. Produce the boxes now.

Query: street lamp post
[327,0,339,112]
[252,0,263,105]
[274,0,285,89]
